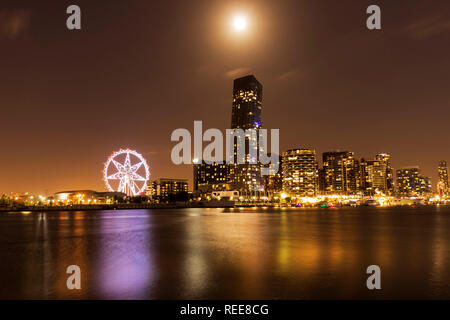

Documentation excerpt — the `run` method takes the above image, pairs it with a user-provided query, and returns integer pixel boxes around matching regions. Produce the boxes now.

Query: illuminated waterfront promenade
[1,199,449,213]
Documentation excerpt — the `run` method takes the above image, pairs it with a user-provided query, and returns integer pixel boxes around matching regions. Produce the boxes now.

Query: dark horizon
[1,0,450,194]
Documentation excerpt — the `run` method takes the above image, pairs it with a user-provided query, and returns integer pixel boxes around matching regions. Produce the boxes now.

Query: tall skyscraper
[438,161,449,197]
[282,149,319,197]
[375,153,394,195]
[231,75,262,130]
[229,75,264,193]
[322,151,359,195]
[360,159,385,195]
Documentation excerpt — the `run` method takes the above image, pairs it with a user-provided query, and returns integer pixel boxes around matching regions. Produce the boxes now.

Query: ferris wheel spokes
[103,149,150,197]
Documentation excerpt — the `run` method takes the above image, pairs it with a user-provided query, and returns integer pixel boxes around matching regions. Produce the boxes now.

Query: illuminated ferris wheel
[103,149,150,196]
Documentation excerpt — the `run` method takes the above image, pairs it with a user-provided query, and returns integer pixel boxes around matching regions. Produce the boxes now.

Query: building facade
[193,160,230,193]
[231,75,262,130]
[322,151,359,195]
[359,153,394,195]
[54,190,126,203]
[145,181,157,199]
[396,167,431,196]
[438,160,449,197]
[229,75,264,193]
[419,177,432,195]
[375,153,394,195]
[149,178,189,201]
[282,149,319,197]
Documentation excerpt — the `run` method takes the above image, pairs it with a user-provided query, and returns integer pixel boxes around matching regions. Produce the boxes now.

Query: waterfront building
[158,178,189,199]
[54,190,126,203]
[376,153,394,194]
[193,160,230,193]
[396,167,431,196]
[396,167,420,196]
[152,178,189,201]
[359,153,393,195]
[322,151,359,194]
[145,181,157,199]
[419,176,432,195]
[229,75,264,193]
[231,75,262,130]
[438,160,449,196]
[360,159,383,195]
[282,149,318,197]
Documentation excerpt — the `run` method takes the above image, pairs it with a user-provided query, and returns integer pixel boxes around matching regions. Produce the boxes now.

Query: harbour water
[1,206,450,299]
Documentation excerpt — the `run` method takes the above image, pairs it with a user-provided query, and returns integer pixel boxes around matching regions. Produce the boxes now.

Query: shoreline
[1,202,448,212]
[0,202,236,212]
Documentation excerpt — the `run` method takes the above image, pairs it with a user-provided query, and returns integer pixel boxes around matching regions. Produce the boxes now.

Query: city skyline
[1,70,448,195]
[2,0,450,194]
[2,69,447,196]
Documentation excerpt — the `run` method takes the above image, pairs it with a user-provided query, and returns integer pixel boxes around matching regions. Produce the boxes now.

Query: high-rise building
[438,161,449,197]
[359,153,394,195]
[396,167,431,196]
[282,149,319,196]
[419,176,432,195]
[375,153,394,195]
[229,75,264,193]
[322,151,359,194]
[360,159,385,195]
[231,75,262,130]
[193,160,230,193]
[396,167,420,196]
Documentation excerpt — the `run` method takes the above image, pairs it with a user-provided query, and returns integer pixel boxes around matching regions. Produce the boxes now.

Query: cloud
[224,67,251,79]
[0,9,31,39]
[405,15,450,39]
[277,68,302,81]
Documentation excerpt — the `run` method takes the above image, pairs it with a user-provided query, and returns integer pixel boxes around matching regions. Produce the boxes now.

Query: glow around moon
[232,15,248,31]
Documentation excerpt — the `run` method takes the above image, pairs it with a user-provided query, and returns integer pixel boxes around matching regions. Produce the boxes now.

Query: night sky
[1,0,449,195]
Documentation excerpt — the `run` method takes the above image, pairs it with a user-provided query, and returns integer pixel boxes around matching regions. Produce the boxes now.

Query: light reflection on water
[0,206,450,299]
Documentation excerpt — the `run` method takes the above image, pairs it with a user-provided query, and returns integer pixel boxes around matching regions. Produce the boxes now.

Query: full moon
[232,15,248,31]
